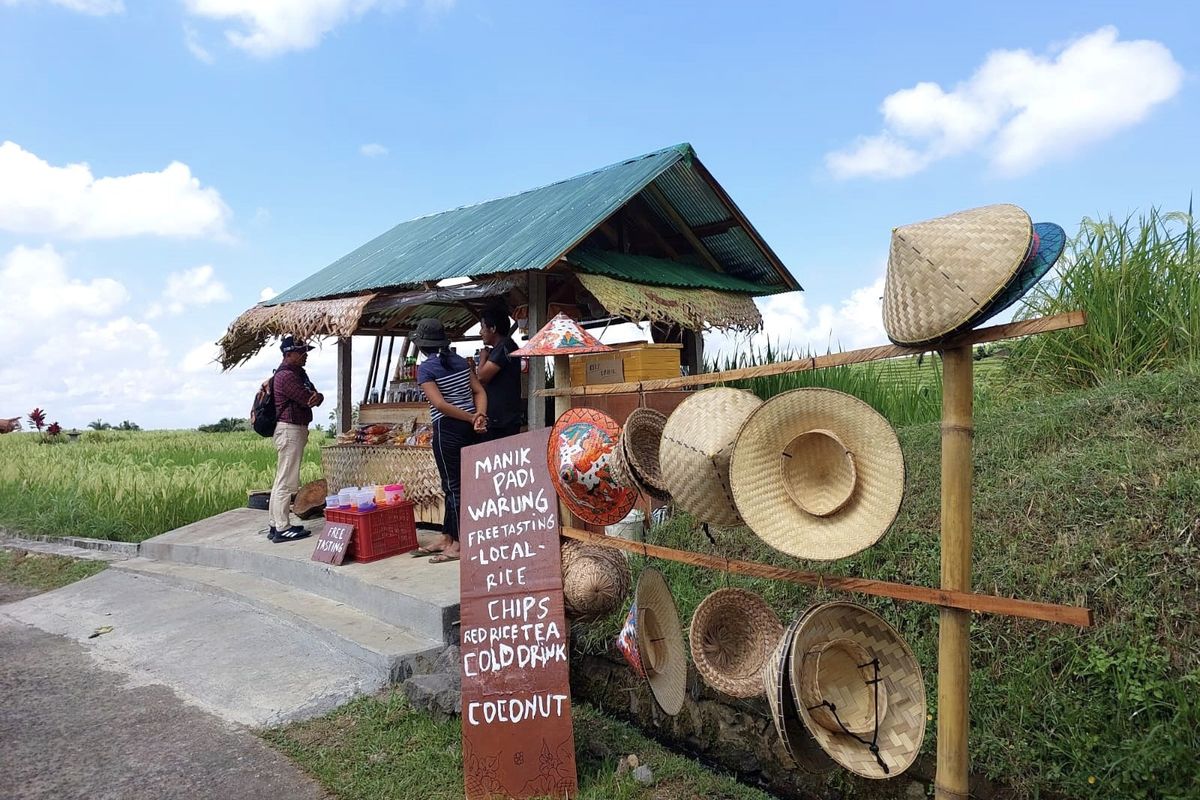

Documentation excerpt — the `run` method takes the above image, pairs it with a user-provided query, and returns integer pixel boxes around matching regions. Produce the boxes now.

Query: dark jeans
[431,417,475,542]
[481,421,522,442]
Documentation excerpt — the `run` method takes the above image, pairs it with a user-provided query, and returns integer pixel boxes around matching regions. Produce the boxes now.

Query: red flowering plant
[47,422,62,437]
[28,407,46,432]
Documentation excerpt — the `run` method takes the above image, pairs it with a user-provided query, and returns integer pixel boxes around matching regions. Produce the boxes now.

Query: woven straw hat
[762,610,836,773]
[620,408,671,501]
[548,408,638,526]
[788,602,925,779]
[606,436,637,491]
[614,568,687,716]
[511,312,613,356]
[560,539,632,623]
[730,388,904,561]
[689,588,783,698]
[883,203,1033,346]
[660,388,763,528]
[948,221,1067,336]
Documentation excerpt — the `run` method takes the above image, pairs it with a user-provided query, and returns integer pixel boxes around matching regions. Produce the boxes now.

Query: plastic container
[604,508,646,542]
[384,483,405,504]
[324,501,418,563]
[374,485,388,505]
[324,494,339,509]
[337,487,358,509]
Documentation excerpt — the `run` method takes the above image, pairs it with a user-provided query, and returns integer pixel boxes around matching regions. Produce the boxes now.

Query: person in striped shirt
[413,318,487,564]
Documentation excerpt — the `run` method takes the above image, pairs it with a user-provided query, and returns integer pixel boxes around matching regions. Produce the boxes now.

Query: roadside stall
[216,144,800,532]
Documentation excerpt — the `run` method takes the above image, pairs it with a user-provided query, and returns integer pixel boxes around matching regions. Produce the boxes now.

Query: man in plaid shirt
[269,336,324,542]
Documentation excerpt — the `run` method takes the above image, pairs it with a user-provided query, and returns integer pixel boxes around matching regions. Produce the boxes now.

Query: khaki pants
[270,422,310,530]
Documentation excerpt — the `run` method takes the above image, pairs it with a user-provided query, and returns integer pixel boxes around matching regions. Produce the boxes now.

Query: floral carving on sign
[465,753,503,798]
[519,739,575,797]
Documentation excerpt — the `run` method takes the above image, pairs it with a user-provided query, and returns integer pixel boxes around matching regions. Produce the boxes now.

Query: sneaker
[266,526,279,540]
[272,525,311,543]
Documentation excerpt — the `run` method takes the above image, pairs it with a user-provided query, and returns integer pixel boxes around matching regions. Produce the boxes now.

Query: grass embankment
[265,690,772,800]
[577,366,1200,800]
[0,549,107,594]
[0,430,324,542]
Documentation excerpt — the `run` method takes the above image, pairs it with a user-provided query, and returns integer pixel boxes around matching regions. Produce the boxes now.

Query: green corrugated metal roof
[267,144,692,305]
[565,249,780,295]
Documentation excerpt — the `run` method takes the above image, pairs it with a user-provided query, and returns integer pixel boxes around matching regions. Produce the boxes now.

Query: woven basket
[788,602,925,779]
[560,539,632,623]
[660,388,762,528]
[321,445,444,508]
[689,588,783,698]
[621,408,671,502]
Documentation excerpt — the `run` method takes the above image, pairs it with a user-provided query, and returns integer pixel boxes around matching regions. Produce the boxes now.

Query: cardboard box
[585,356,625,385]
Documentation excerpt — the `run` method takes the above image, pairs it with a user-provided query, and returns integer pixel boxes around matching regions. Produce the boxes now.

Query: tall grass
[1008,206,1200,386]
[0,430,325,542]
[707,340,951,427]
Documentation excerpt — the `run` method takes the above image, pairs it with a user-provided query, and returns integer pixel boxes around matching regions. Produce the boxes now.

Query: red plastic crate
[324,501,417,563]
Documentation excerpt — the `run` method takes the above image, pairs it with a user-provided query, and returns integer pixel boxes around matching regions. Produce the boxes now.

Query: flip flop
[429,553,460,564]
[411,546,443,557]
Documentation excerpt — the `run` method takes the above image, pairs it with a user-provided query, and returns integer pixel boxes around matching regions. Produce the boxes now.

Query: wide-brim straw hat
[548,408,638,526]
[788,602,925,779]
[294,478,328,520]
[620,408,671,502]
[689,588,783,698]
[614,568,687,716]
[660,388,763,528]
[883,203,1033,347]
[730,388,904,561]
[762,610,835,773]
[561,538,632,623]
[948,221,1067,336]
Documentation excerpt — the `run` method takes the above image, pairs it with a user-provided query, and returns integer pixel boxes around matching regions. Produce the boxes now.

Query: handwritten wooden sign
[459,428,578,800]
[311,521,353,565]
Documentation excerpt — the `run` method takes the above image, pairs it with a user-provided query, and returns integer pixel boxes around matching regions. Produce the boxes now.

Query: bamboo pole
[538,311,1085,398]
[936,345,974,800]
[559,527,1091,628]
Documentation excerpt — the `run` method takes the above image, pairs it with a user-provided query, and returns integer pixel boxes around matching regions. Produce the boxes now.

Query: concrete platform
[139,508,461,643]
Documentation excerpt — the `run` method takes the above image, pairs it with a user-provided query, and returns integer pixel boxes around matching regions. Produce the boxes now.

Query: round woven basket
[730,388,905,561]
[763,609,835,773]
[660,388,762,528]
[883,203,1032,347]
[788,602,926,779]
[689,588,783,698]
[560,539,632,623]
[620,408,670,501]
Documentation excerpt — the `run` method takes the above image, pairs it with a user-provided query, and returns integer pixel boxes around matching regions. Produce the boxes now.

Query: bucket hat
[689,588,783,698]
[788,602,925,779]
[762,610,836,773]
[412,318,451,349]
[615,568,687,716]
[659,388,763,528]
[619,408,671,502]
[948,221,1067,335]
[560,538,631,623]
[730,388,904,561]
[548,408,638,526]
[883,203,1033,347]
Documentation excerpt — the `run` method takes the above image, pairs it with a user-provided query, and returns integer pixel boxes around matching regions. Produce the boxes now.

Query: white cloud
[359,143,389,158]
[827,26,1183,179]
[259,286,278,302]
[184,24,215,63]
[146,265,231,318]
[0,142,232,239]
[183,0,455,57]
[1,0,124,14]
[0,245,128,340]
[707,276,887,360]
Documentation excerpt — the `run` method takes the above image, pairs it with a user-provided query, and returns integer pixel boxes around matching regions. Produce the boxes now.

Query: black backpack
[251,372,277,437]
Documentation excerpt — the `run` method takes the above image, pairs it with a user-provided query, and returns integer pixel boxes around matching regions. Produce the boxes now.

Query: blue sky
[1,0,1196,429]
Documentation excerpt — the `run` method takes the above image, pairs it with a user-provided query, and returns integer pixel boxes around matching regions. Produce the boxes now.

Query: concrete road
[0,618,329,800]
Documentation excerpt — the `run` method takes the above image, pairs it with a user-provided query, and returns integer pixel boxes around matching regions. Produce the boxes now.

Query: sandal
[411,546,443,557]
[429,552,460,564]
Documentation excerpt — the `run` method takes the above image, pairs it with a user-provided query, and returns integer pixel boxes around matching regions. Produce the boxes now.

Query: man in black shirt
[475,304,523,440]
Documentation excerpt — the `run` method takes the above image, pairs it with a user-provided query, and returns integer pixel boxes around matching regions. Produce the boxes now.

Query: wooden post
[337,336,353,434]
[936,345,973,800]
[552,355,571,420]
[682,329,704,377]
[526,272,547,429]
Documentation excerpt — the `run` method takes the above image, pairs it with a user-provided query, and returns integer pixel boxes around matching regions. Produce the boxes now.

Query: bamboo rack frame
[537,310,1085,397]
[560,527,1092,628]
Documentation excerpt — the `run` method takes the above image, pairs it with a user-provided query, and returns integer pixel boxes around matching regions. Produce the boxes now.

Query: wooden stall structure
[217,144,803,517]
